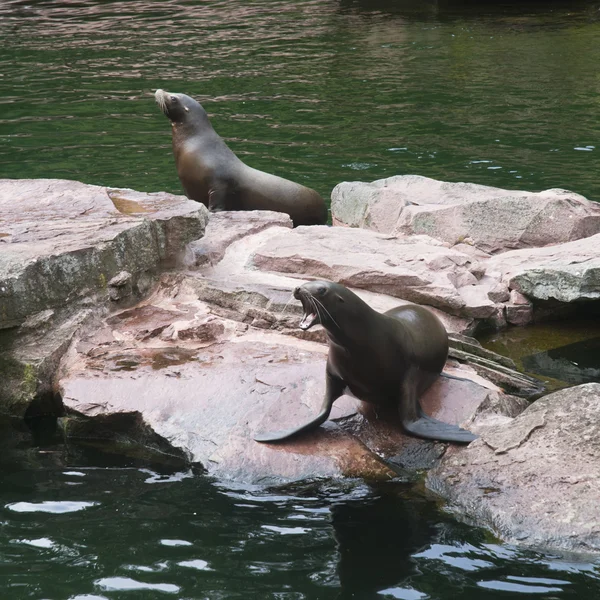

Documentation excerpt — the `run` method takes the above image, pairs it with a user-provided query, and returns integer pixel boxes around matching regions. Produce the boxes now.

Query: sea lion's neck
[323,298,380,349]
[172,116,216,141]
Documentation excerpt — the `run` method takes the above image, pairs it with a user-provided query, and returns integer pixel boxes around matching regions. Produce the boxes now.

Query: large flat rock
[331,175,600,254]
[428,383,600,553]
[0,178,208,329]
[57,291,497,484]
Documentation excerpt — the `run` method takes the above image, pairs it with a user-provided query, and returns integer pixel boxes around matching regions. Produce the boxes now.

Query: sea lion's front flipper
[207,185,227,211]
[402,414,477,444]
[253,410,330,443]
[254,370,345,444]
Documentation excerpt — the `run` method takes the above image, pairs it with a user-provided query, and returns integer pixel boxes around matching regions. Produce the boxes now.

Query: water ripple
[95,576,179,593]
[6,501,98,513]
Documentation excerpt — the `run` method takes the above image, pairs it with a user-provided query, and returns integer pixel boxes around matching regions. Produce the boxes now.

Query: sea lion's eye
[316,286,327,296]
[170,96,178,103]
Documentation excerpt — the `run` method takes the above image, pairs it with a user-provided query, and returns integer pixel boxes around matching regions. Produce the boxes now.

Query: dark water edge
[2,0,600,597]
[1,418,599,600]
[480,319,600,392]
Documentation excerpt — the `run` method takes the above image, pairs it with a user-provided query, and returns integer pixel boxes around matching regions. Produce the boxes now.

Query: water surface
[0,0,599,202]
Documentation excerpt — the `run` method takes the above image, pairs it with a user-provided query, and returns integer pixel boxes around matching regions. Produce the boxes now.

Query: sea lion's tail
[402,414,477,444]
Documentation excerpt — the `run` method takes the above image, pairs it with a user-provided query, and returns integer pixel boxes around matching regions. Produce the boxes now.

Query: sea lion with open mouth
[154,89,328,226]
[255,281,477,444]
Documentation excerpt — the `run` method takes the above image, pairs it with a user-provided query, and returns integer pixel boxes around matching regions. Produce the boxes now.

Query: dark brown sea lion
[154,89,328,226]
[255,281,477,444]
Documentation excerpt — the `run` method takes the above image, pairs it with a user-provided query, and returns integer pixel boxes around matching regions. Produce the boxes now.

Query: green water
[1,0,599,203]
[2,0,600,597]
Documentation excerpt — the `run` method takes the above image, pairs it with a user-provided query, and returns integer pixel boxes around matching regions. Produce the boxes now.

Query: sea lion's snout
[295,286,319,331]
[154,89,169,114]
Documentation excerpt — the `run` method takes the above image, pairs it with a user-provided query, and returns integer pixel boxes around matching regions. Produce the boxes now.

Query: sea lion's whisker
[269,293,295,330]
[156,96,167,114]
[312,296,341,330]
[308,294,322,323]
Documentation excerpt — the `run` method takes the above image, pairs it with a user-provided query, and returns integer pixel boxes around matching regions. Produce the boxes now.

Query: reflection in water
[522,336,600,386]
[480,319,600,390]
[331,490,436,597]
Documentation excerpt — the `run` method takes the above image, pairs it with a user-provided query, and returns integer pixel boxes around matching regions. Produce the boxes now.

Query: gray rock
[428,383,600,554]
[108,271,133,301]
[487,233,600,303]
[0,179,208,329]
[0,179,209,415]
[0,308,95,416]
[332,175,600,254]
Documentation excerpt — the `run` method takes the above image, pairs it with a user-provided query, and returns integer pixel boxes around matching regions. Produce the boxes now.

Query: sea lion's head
[154,89,207,125]
[294,281,347,331]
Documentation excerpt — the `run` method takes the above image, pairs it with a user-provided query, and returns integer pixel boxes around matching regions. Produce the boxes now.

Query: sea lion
[154,89,328,226]
[255,281,477,444]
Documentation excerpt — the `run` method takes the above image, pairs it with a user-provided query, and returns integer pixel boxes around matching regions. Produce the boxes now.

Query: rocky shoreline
[1,176,599,554]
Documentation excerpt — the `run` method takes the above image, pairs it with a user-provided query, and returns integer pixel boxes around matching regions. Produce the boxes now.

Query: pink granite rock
[428,383,600,553]
[250,225,502,319]
[332,175,600,254]
[0,178,208,329]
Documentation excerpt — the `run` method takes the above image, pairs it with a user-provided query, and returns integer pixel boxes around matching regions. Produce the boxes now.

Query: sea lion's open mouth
[294,287,320,331]
[299,307,318,331]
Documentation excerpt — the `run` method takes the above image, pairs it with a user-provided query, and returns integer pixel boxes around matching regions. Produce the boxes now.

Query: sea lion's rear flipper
[402,414,477,444]
[254,369,345,444]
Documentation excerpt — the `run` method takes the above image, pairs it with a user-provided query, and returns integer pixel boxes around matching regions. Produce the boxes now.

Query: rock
[21,309,55,330]
[178,215,476,336]
[505,303,534,326]
[160,315,225,343]
[0,179,209,415]
[466,392,530,430]
[250,225,502,320]
[487,233,600,304]
[186,210,293,267]
[0,308,94,417]
[448,333,515,369]
[56,299,389,483]
[487,282,511,303]
[108,271,133,301]
[0,179,208,329]
[331,175,600,254]
[427,383,600,553]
